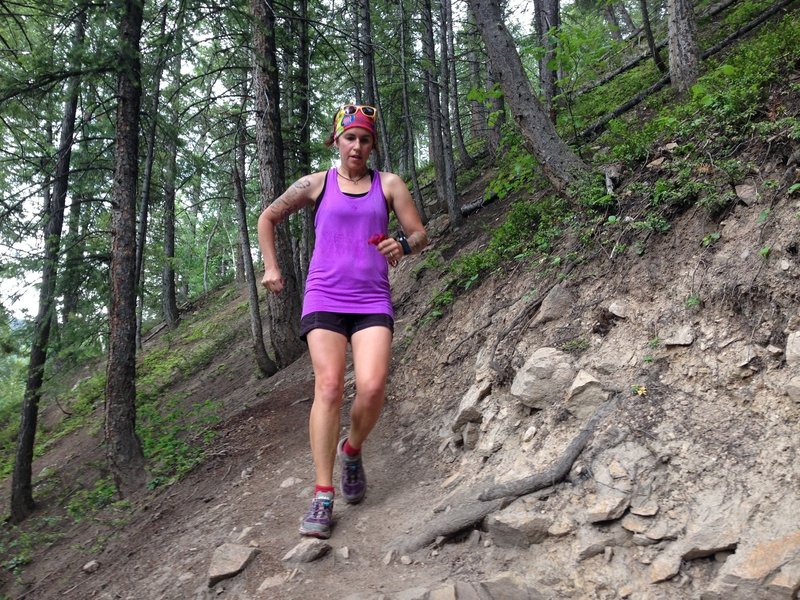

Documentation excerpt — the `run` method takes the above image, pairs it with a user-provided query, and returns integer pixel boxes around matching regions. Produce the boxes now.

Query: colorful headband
[333,104,377,140]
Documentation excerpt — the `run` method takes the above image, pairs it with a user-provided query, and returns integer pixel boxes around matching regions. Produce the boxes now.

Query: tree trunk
[399,0,427,224]
[641,0,667,72]
[204,208,222,293]
[616,2,637,33]
[135,3,168,349]
[602,2,623,42]
[105,0,147,496]
[251,0,305,368]
[667,0,700,93]
[233,139,278,377]
[297,0,312,285]
[536,0,560,119]
[485,62,504,157]
[9,11,85,523]
[468,0,592,193]
[421,0,460,225]
[359,0,392,172]
[437,0,462,227]
[60,196,83,327]
[162,4,184,330]
[444,0,472,169]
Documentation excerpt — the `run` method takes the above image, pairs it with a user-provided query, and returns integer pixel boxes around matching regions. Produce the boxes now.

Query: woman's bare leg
[347,325,392,449]
[306,328,348,487]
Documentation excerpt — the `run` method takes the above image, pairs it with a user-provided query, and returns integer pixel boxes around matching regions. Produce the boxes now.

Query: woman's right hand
[262,266,284,294]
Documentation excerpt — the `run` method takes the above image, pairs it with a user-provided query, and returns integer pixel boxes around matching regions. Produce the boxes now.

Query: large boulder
[510,348,575,410]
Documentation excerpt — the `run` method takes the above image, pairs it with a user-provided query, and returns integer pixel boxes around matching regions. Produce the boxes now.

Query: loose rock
[208,543,259,587]
[282,538,331,563]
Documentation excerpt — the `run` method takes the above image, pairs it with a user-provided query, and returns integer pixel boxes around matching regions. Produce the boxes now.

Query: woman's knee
[355,379,385,405]
[314,377,344,407]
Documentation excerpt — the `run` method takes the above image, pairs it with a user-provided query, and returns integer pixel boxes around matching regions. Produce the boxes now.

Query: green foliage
[0,517,64,575]
[449,195,568,289]
[685,294,701,309]
[66,479,118,522]
[485,129,548,201]
[647,337,662,349]
[606,13,800,164]
[632,213,671,234]
[702,232,721,247]
[561,337,589,353]
[411,250,443,280]
[758,246,771,259]
[138,396,220,488]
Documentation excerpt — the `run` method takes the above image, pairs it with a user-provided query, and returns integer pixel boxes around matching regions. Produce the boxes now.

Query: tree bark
[162,3,184,330]
[535,0,560,118]
[232,89,278,377]
[359,0,392,172]
[251,0,305,368]
[641,0,667,72]
[438,0,462,227]
[421,0,461,225]
[296,0,312,285]
[135,3,169,349]
[445,0,472,169]
[485,62,504,157]
[105,0,148,496]
[602,2,623,42]
[233,166,278,377]
[468,0,592,192]
[667,0,700,93]
[399,0,427,224]
[616,2,637,33]
[10,11,85,523]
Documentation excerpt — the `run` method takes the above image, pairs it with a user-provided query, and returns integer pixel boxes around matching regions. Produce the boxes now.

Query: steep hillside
[2,10,800,600]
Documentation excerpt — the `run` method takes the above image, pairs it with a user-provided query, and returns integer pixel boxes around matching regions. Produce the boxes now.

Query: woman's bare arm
[258,172,325,292]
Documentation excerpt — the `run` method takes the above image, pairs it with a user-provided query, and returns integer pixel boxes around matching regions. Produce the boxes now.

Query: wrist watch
[395,231,412,255]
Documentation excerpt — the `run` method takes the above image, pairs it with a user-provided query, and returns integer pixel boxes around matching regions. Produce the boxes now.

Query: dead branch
[572,0,740,99]
[460,192,499,217]
[389,394,621,554]
[578,74,671,141]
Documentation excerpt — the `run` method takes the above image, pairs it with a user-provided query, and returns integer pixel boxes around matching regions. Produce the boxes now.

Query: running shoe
[337,438,366,504]
[299,491,334,538]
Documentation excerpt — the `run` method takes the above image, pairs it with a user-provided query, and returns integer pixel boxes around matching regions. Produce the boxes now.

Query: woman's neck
[336,167,369,185]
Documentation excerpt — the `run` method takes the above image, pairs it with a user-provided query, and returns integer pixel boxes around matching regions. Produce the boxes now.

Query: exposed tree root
[389,394,621,554]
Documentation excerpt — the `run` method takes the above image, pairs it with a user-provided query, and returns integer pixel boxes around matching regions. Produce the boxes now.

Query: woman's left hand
[378,238,403,268]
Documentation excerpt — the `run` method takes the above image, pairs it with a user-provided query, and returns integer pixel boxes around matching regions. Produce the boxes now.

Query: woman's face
[335,127,374,171]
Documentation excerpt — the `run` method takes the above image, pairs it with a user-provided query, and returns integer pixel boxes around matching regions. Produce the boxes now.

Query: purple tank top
[302,168,393,318]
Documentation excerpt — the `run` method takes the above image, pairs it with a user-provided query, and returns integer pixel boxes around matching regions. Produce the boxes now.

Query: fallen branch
[577,0,798,141]
[460,192,499,217]
[572,0,740,99]
[389,394,621,554]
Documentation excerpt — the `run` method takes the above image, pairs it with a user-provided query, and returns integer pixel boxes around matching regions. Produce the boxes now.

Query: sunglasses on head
[341,104,377,119]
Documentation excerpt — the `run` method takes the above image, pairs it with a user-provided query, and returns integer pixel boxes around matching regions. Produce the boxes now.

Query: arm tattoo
[270,176,313,223]
[293,178,311,190]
